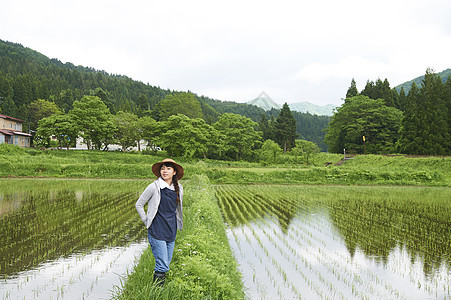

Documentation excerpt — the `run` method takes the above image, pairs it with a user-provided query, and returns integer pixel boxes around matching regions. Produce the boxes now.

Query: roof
[0,114,25,123]
[0,129,32,137]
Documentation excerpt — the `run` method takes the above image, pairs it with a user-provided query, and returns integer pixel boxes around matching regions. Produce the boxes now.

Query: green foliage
[259,139,282,164]
[36,113,79,149]
[395,68,451,94]
[69,96,116,150]
[399,69,450,155]
[28,99,62,131]
[139,116,158,152]
[113,111,139,151]
[0,40,172,118]
[325,95,402,154]
[202,97,265,122]
[294,139,320,165]
[0,40,331,153]
[266,108,330,152]
[0,143,25,155]
[156,92,203,120]
[346,78,358,98]
[214,113,262,161]
[274,103,297,152]
[359,78,394,107]
[157,114,221,158]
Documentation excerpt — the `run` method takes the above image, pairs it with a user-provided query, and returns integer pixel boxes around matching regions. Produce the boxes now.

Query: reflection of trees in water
[216,184,450,277]
[0,184,146,277]
[329,197,450,276]
[216,185,309,234]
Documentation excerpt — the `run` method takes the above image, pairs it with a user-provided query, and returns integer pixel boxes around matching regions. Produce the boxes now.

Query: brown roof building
[0,114,32,147]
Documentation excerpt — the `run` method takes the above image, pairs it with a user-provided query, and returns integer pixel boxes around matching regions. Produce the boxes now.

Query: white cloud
[1,0,450,106]
[293,56,390,83]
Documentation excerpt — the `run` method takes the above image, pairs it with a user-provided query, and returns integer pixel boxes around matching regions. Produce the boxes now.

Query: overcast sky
[1,0,451,106]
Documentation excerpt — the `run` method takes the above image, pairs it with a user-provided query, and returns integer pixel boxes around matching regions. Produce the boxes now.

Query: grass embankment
[1,145,450,186]
[202,154,450,186]
[112,175,245,300]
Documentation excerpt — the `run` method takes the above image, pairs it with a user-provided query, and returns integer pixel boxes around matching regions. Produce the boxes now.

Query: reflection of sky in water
[0,179,150,299]
[0,240,148,300]
[227,210,449,300]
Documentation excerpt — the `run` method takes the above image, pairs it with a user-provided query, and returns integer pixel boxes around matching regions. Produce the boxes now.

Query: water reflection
[0,179,148,278]
[216,185,451,299]
[329,192,451,276]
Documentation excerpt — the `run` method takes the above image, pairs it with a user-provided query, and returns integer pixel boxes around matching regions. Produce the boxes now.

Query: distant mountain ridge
[288,102,336,116]
[395,68,451,93]
[247,92,336,116]
[247,91,281,110]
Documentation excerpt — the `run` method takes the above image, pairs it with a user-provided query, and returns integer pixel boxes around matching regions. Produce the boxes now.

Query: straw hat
[152,158,184,179]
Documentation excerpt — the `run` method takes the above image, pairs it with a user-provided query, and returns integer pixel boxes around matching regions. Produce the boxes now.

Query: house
[0,114,32,147]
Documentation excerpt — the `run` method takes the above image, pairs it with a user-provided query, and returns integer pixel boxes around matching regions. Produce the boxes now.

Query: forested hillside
[395,68,451,93]
[328,71,451,155]
[0,39,329,151]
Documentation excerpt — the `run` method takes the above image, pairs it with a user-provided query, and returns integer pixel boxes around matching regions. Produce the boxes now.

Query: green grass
[112,175,245,300]
[2,145,450,298]
[1,145,449,186]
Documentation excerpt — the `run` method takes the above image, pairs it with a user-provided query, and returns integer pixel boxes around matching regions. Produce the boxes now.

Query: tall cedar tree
[399,82,420,154]
[346,78,358,99]
[275,103,297,153]
[258,114,271,140]
[360,78,394,107]
[399,69,450,155]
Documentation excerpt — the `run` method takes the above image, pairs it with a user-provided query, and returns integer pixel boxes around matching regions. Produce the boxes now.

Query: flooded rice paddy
[0,178,150,299]
[215,184,450,300]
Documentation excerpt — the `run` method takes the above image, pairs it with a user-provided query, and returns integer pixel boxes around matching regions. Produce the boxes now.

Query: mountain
[247,92,336,116]
[0,39,331,150]
[247,92,281,110]
[395,68,451,93]
[288,102,336,116]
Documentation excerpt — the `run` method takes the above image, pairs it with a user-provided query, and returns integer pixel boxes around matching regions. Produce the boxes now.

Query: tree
[399,69,450,155]
[274,103,297,153]
[325,95,402,154]
[28,99,62,132]
[380,79,394,107]
[260,139,282,164]
[92,88,115,114]
[139,116,159,153]
[258,114,273,141]
[398,82,420,154]
[158,114,221,158]
[156,92,203,120]
[36,113,79,149]
[113,111,139,151]
[346,78,358,99]
[70,96,116,150]
[213,113,262,160]
[295,139,320,165]
[136,94,149,117]
[397,87,408,112]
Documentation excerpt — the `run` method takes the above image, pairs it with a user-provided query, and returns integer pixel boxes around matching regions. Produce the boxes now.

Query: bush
[0,144,25,155]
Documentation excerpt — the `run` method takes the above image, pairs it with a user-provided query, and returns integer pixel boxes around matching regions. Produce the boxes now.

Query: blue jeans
[147,230,175,273]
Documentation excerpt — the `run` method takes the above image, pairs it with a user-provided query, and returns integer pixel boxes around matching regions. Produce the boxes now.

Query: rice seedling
[0,178,149,299]
[214,184,451,299]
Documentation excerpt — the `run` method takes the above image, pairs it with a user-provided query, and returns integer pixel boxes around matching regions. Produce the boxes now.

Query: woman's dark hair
[161,162,180,204]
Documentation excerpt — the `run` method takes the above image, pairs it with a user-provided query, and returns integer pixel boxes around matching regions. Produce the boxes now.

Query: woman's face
[160,164,176,183]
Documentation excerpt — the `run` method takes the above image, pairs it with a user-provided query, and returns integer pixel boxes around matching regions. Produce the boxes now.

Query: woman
[135,158,184,286]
